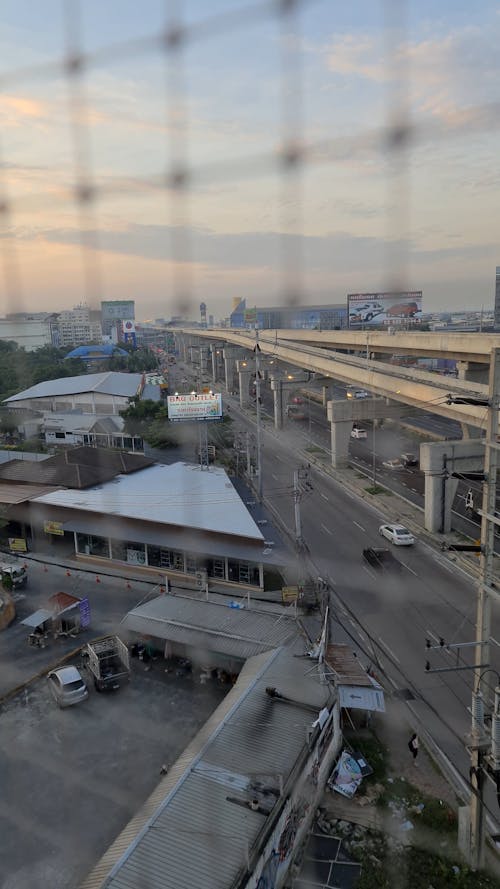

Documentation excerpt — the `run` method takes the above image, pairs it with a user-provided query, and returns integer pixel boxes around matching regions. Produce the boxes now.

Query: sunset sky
[0,0,498,321]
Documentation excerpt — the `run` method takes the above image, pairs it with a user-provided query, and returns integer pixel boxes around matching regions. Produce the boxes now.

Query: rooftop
[4,371,143,403]
[34,463,265,539]
[64,345,129,359]
[81,646,332,889]
[121,594,298,660]
[0,446,153,489]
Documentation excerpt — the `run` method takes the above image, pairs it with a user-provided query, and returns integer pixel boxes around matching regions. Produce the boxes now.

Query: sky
[0,0,499,321]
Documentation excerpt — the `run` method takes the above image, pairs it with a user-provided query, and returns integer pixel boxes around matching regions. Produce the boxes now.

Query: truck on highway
[85,635,130,692]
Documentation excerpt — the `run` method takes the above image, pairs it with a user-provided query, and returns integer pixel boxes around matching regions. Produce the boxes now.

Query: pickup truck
[0,561,28,589]
[85,635,130,692]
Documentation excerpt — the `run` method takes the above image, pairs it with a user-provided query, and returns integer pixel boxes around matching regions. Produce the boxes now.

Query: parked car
[363,547,402,571]
[382,459,404,471]
[286,405,306,421]
[401,453,418,468]
[47,666,89,708]
[379,524,415,546]
[351,427,367,440]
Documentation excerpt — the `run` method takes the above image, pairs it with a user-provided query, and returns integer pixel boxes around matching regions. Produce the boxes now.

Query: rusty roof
[0,446,153,489]
[325,643,374,687]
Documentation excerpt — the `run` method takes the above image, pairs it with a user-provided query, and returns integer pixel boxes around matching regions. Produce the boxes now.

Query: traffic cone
[66,570,71,577]
[126,582,132,589]
[95,575,101,584]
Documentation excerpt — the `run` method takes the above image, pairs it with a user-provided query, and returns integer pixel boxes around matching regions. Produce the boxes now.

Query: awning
[21,609,53,628]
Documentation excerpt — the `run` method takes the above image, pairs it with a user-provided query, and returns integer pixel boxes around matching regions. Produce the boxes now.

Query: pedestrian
[408,733,419,765]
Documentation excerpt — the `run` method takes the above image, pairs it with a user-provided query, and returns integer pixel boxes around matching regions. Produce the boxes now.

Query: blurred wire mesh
[0,0,496,319]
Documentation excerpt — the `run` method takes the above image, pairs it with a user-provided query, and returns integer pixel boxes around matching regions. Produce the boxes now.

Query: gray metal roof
[121,595,298,659]
[80,647,333,889]
[5,371,143,402]
[35,463,265,540]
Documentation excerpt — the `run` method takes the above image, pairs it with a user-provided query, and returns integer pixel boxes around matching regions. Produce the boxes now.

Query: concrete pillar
[461,423,482,440]
[237,367,253,408]
[270,377,284,429]
[322,386,329,407]
[420,439,485,533]
[456,361,489,385]
[330,420,352,469]
[199,346,209,375]
[424,471,459,533]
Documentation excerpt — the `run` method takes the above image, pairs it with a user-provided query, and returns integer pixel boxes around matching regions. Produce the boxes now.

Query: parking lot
[0,659,227,889]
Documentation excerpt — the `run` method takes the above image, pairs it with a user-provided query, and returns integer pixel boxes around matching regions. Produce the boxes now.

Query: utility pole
[372,421,377,488]
[254,325,263,501]
[293,469,302,549]
[469,347,500,870]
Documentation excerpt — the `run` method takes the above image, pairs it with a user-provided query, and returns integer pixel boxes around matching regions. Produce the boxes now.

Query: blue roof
[65,344,128,359]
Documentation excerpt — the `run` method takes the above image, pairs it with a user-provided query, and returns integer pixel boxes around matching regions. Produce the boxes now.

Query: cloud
[325,22,500,127]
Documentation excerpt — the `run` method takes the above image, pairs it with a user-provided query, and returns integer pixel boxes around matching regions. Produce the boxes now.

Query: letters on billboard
[347,291,422,328]
[167,393,223,421]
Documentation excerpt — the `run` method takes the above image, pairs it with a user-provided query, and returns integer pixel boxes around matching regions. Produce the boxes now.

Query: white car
[351,427,367,439]
[379,524,415,546]
[47,666,89,708]
[382,459,404,471]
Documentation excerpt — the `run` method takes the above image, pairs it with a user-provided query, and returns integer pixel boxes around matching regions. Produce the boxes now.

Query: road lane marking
[320,493,329,501]
[400,561,418,577]
[378,636,401,664]
[353,521,366,531]
[320,523,333,536]
[362,565,376,580]
[271,473,279,480]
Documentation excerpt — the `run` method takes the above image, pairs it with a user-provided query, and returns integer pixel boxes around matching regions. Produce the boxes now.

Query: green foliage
[1,572,13,592]
[108,347,159,373]
[364,485,389,495]
[0,343,87,402]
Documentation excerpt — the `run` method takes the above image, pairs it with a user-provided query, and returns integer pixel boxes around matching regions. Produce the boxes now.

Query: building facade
[101,299,135,337]
[230,299,347,330]
[495,267,500,330]
[0,317,53,351]
[52,305,103,348]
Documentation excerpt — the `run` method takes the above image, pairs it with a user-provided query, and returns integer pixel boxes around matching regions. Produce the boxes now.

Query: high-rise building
[53,305,102,348]
[495,267,500,330]
[101,300,135,338]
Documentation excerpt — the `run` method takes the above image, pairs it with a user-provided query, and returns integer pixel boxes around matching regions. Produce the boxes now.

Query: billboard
[167,393,223,421]
[122,319,137,348]
[347,291,422,328]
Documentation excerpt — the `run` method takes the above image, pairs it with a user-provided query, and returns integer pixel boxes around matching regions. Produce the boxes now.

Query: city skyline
[0,0,498,319]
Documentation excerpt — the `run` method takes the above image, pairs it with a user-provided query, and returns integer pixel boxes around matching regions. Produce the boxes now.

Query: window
[146,546,184,571]
[55,432,65,439]
[207,558,225,579]
[76,533,109,558]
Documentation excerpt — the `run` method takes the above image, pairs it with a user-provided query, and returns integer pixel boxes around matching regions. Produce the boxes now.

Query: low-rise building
[30,462,286,592]
[4,371,144,415]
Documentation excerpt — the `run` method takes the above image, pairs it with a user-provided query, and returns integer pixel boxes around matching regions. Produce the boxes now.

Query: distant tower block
[495,267,500,331]
[200,302,207,328]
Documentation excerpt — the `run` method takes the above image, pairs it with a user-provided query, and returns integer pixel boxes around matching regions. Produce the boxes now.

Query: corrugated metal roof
[34,463,265,539]
[5,371,143,402]
[0,482,59,503]
[121,595,298,659]
[80,647,333,889]
[325,643,374,688]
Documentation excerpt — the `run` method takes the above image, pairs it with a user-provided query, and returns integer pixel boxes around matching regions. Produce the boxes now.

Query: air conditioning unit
[195,570,208,589]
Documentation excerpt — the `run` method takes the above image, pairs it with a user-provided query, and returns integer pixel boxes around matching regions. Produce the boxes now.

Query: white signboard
[348,291,422,328]
[167,393,222,421]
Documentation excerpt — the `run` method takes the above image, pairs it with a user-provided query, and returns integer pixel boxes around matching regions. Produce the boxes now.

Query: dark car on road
[401,453,418,468]
[363,547,402,571]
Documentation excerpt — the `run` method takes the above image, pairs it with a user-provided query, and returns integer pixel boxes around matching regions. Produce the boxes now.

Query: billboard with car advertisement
[167,393,222,421]
[347,291,422,328]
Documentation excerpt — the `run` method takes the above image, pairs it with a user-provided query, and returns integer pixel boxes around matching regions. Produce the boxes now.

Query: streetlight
[372,421,377,488]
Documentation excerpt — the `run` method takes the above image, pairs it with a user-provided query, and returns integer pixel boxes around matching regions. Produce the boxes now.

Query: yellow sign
[44,521,64,536]
[8,537,27,552]
[282,585,299,603]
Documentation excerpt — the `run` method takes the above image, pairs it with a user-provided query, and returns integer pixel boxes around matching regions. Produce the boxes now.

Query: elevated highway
[178,328,492,430]
[184,328,500,363]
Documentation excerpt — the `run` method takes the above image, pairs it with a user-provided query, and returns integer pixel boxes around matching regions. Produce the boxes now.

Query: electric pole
[469,347,500,870]
[254,325,263,501]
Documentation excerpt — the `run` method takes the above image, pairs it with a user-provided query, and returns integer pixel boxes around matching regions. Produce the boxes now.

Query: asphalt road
[213,382,500,831]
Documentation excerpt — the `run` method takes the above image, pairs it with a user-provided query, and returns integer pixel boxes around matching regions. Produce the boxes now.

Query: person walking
[408,733,419,766]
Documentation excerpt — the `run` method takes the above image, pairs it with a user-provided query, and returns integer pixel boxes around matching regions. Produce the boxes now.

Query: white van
[351,427,367,440]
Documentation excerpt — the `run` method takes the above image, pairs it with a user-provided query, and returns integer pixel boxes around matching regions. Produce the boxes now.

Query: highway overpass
[182,328,500,363]
[177,328,492,430]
